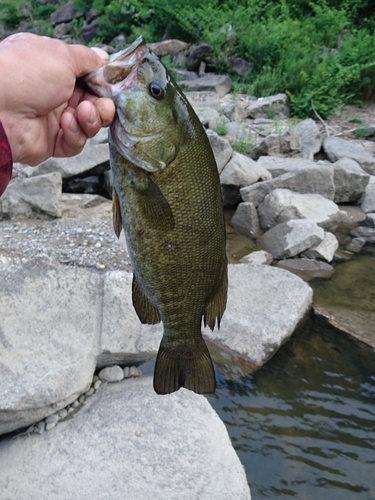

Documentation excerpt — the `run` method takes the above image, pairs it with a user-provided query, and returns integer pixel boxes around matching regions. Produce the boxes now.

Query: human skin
[0,32,115,165]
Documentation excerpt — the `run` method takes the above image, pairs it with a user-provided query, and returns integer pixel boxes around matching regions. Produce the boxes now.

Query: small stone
[58,408,68,419]
[71,400,79,408]
[25,425,36,434]
[346,237,366,253]
[45,422,56,431]
[98,365,124,382]
[94,379,102,390]
[123,366,130,378]
[95,263,106,270]
[129,366,142,378]
[85,387,95,397]
[67,407,75,414]
[78,395,86,404]
[45,414,59,424]
[36,421,46,435]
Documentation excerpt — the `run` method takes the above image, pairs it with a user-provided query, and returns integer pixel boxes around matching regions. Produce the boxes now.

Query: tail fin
[153,341,216,395]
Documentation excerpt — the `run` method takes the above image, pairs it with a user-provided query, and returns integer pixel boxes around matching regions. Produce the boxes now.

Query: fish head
[85,37,188,172]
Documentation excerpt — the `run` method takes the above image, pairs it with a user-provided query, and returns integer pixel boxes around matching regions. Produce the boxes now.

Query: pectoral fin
[132,275,161,324]
[112,189,123,238]
[138,174,175,232]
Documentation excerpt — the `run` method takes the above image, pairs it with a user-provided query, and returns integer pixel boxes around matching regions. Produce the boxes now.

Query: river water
[143,249,375,499]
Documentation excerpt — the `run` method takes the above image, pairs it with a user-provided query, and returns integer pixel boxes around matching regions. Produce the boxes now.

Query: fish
[84,37,228,395]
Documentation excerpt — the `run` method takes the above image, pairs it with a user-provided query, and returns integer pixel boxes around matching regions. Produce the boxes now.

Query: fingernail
[87,108,98,126]
[69,117,80,134]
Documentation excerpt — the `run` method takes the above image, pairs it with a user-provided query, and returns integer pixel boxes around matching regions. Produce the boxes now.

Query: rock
[258,188,347,231]
[228,55,253,76]
[81,19,98,43]
[0,172,62,219]
[146,39,189,57]
[230,202,261,240]
[186,91,221,111]
[52,21,73,38]
[296,119,322,160]
[98,365,124,382]
[220,152,271,205]
[98,271,163,368]
[31,143,109,179]
[277,258,334,281]
[225,121,251,141]
[240,250,273,265]
[365,213,375,228]
[206,129,233,173]
[179,75,232,98]
[245,93,290,119]
[50,1,83,25]
[361,175,375,213]
[0,257,100,435]
[222,101,248,123]
[346,237,366,253]
[204,264,312,367]
[0,378,251,500]
[195,107,229,130]
[250,131,301,160]
[89,127,109,145]
[302,231,339,262]
[333,158,370,203]
[257,156,319,178]
[186,43,212,71]
[240,164,335,207]
[323,136,375,174]
[171,69,198,81]
[259,219,324,259]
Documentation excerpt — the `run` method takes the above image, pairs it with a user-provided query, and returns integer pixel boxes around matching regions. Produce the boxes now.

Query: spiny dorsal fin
[112,188,122,239]
[132,274,161,325]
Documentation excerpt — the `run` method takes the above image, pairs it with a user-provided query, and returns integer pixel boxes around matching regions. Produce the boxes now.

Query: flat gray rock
[323,136,375,174]
[259,219,324,259]
[303,231,339,262]
[220,152,271,188]
[245,93,290,119]
[0,172,62,219]
[333,157,370,203]
[179,75,232,98]
[250,131,301,160]
[257,156,319,177]
[258,188,347,231]
[277,258,334,281]
[0,378,251,500]
[204,264,312,367]
[240,164,335,207]
[0,256,100,434]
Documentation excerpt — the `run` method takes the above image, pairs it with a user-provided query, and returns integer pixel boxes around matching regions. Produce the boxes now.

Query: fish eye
[149,82,165,100]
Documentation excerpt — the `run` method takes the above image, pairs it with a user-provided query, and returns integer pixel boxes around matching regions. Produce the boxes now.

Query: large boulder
[245,93,290,119]
[258,188,347,231]
[259,219,324,259]
[333,157,370,203]
[0,377,251,500]
[256,156,319,178]
[323,136,375,174]
[204,264,313,367]
[240,164,335,207]
[230,202,261,240]
[0,172,62,219]
[303,231,339,262]
[31,143,109,179]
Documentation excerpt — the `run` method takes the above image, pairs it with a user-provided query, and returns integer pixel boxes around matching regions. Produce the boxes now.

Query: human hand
[0,33,115,166]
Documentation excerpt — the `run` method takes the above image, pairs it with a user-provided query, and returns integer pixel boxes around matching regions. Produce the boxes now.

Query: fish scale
[85,37,227,395]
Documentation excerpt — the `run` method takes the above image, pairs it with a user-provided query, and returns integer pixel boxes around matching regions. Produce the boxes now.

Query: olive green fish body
[85,37,227,394]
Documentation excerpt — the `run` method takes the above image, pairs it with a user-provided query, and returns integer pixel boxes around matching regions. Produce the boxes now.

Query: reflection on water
[208,319,375,499]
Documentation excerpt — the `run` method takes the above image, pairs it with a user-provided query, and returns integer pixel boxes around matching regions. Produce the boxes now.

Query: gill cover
[84,36,181,172]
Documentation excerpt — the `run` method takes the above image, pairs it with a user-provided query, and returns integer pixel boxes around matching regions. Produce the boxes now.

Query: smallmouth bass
[85,37,228,395]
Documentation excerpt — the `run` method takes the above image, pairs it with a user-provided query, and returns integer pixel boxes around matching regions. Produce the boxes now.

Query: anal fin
[132,274,161,325]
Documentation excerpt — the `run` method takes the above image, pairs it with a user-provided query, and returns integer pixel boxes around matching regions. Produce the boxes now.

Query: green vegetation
[1,0,375,118]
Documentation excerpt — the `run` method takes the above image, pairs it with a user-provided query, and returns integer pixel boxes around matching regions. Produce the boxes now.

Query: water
[141,243,375,499]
